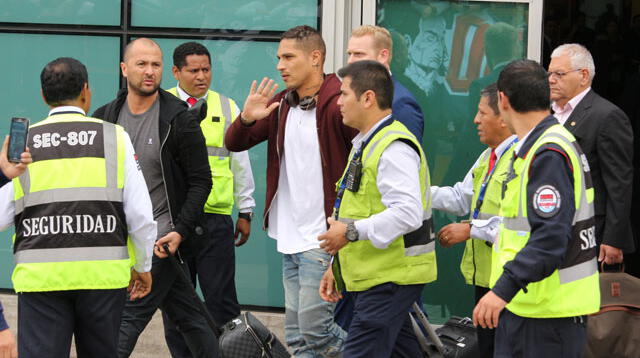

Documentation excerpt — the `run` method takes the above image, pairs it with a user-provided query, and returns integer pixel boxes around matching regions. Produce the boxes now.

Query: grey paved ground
[0,293,285,357]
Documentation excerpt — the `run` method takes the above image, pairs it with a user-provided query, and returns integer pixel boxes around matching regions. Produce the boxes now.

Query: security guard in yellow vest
[318,60,435,358]
[164,42,256,355]
[431,83,515,358]
[473,60,599,358]
[0,57,156,358]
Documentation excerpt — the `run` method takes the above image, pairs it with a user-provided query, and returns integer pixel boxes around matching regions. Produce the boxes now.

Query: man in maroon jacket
[225,25,355,358]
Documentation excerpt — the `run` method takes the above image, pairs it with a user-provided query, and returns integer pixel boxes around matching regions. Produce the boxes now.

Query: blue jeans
[283,248,346,358]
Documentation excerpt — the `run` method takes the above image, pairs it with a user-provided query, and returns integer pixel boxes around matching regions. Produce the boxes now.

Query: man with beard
[93,38,216,358]
[225,25,354,357]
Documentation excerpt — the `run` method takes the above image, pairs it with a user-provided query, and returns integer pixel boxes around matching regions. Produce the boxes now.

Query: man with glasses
[548,43,634,264]
[474,59,600,358]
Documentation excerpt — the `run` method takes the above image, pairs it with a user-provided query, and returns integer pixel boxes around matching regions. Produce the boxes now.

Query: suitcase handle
[162,244,223,337]
[601,262,625,273]
[410,302,445,357]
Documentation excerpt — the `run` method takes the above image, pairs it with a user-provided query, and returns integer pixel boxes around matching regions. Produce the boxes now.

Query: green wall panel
[132,0,318,31]
[378,0,528,322]
[0,0,120,26]
[0,33,120,288]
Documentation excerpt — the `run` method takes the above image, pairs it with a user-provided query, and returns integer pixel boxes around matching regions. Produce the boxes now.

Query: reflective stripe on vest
[490,124,599,318]
[206,93,233,158]
[337,211,436,257]
[498,132,595,285]
[335,120,437,292]
[11,115,130,292]
[15,246,129,264]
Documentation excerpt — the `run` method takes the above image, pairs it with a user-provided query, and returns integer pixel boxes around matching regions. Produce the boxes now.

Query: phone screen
[8,117,29,163]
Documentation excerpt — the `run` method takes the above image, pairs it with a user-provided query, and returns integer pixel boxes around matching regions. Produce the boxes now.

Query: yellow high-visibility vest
[167,88,238,215]
[12,113,131,292]
[490,124,599,318]
[335,120,437,292]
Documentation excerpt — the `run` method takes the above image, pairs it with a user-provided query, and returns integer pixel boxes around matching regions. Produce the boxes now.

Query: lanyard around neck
[472,138,518,219]
[333,117,394,219]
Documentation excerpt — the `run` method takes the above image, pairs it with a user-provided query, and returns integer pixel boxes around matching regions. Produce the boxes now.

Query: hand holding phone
[8,117,29,163]
[0,117,32,181]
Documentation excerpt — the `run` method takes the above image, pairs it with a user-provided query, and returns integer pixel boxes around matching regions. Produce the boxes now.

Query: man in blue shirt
[0,135,32,358]
[346,25,425,142]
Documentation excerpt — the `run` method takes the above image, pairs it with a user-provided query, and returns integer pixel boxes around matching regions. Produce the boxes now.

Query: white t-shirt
[268,106,326,254]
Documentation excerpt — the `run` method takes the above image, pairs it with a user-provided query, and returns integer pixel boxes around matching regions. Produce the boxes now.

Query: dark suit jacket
[564,89,635,252]
[392,77,424,143]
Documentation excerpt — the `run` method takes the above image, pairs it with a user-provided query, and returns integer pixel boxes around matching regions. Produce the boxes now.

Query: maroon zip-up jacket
[225,73,358,229]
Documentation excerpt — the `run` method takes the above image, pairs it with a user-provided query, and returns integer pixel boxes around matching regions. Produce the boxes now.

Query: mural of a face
[407,16,447,71]
[403,15,448,95]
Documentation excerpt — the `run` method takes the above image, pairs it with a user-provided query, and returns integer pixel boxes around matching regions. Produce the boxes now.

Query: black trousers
[344,283,424,358]
[495,309,587,358]
[163,213,240,358]
[118,254,218,358]
[18,288,126,358]
[474,285,495,358]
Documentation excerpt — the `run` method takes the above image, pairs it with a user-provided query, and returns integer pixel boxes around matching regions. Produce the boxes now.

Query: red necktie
[186,97,198,107]
[488,149,497,173]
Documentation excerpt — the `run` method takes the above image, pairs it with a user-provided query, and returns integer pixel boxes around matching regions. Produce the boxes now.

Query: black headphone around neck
[285,90,318,111]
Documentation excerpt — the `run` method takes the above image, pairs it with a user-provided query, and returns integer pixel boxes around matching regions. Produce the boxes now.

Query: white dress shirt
[0,106,157,272]
[176,85,256,212]
[268,106,326,254]
[350,115,424,249]
[430,135,516,243]
[552,87,591,125]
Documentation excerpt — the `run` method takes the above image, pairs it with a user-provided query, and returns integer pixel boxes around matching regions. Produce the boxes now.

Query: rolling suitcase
[162,244,290,358]
[409,303,479,358]
[219,312,290,358]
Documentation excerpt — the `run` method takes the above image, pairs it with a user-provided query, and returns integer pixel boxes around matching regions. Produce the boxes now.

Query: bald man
[93,38,216,358]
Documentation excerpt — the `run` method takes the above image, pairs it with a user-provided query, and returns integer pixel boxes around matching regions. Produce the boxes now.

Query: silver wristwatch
[346,222,359,242]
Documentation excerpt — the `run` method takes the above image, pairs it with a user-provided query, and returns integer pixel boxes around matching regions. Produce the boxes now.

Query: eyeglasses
[547,69,583,79]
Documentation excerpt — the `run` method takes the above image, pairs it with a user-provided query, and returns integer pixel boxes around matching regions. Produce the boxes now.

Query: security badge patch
[533,185,561,217]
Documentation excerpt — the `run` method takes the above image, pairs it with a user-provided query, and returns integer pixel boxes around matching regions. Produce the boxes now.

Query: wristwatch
[346,222,359,242]
[238,212,253,222]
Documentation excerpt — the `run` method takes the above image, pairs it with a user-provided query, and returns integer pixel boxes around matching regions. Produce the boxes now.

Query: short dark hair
[40,57,88,106]
[337,60,393,110]
[281,25,326,61]
[497,59,550,113]
[173,42,211,69]
[480,83,499,115]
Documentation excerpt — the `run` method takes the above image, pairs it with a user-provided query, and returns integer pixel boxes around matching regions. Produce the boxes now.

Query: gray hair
[551,43,595,81]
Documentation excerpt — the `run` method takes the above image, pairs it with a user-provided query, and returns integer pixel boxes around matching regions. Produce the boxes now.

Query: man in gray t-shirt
[92,38,216,357]
[118,98,172,238]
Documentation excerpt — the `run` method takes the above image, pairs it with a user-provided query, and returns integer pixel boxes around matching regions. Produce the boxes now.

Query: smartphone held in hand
[8,117,29,163]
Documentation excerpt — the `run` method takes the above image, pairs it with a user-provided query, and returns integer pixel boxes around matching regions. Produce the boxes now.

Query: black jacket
[93,88,212,256]
[564,89,635,252]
